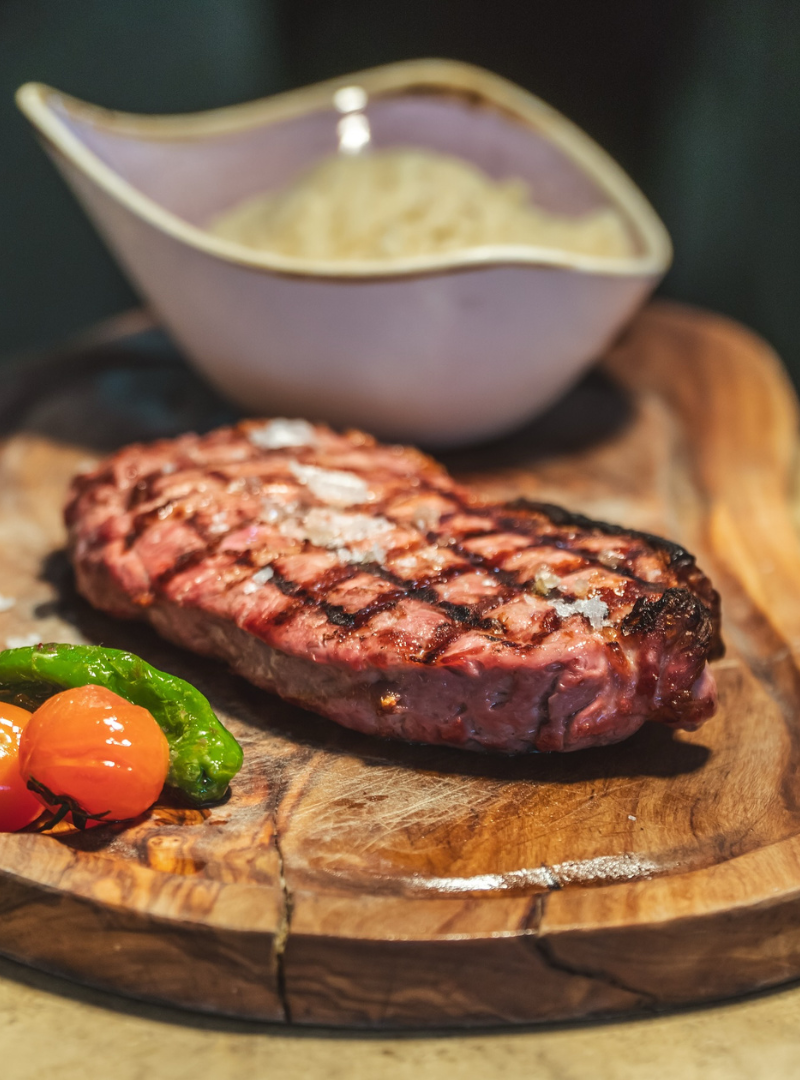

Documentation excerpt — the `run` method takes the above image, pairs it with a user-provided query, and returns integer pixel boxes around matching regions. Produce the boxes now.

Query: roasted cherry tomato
[0,644,242,803]
[19,684,170,826]
[0,702,43,831]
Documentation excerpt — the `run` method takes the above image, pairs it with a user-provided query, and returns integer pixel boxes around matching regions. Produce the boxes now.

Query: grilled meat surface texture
[65,419,722,753]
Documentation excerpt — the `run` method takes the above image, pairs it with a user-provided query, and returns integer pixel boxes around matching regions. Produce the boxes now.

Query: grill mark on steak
[66,420,723,753]
[152,547,209,588]
[507,499,691,561]
[507,498,723,659]
[434,600,504,633]
[268,554,518,639]
[128,497,697,651]
[430,512,669,597]
[492,511,673,583]
[437,537,529,587]
[126,472,163,511]
[143,502,522,639]
[621,587,713,650]
[326,589,404,632]
[253,562,405,633]
[120,479,708,646]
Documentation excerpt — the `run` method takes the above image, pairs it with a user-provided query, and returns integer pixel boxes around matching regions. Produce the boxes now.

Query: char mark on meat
[65,419,722,753]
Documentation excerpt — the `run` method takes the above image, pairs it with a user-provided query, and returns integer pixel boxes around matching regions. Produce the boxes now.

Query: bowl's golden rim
[16,59,672,281]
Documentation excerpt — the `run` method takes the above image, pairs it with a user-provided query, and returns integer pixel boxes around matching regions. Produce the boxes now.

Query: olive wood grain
[0,301,799,1025]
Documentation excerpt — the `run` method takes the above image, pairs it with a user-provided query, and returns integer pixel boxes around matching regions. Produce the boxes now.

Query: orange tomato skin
[0,703,43,831]
[19,685,170,822]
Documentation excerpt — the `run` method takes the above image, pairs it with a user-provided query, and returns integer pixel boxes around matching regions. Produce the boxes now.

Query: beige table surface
[2,955,800,1080]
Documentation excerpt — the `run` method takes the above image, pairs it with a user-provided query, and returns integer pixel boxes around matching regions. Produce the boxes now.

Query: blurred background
[2,0,798,379]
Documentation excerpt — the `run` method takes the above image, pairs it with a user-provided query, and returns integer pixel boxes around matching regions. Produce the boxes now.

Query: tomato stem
[26,776,117,832]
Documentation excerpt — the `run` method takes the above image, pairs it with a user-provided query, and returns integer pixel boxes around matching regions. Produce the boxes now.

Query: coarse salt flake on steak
[65,418,722,753]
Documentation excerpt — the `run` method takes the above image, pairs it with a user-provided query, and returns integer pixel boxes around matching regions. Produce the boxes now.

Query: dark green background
[2,1,799,380]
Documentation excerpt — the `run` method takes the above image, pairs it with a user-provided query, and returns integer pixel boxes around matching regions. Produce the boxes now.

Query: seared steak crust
[65,420,721,752]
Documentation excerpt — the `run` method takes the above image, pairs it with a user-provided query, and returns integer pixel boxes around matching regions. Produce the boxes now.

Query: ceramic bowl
[16,60,671,447]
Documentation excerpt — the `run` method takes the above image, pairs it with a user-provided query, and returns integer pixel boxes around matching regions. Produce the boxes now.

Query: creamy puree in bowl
[208,148,633,261]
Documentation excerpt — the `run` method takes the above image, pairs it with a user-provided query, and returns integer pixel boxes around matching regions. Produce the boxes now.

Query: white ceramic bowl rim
[15,59,672,281]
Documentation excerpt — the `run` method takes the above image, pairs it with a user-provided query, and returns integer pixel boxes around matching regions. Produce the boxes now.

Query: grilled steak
[65,419,722,753]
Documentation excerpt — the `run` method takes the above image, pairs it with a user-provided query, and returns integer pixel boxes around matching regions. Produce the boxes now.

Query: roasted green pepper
[0,643,243,804]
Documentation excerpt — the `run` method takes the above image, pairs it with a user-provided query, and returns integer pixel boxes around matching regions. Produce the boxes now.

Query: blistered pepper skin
[0,644,243,804]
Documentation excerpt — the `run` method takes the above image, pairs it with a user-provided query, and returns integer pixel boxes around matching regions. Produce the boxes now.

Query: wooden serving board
[2,302,800,1027]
